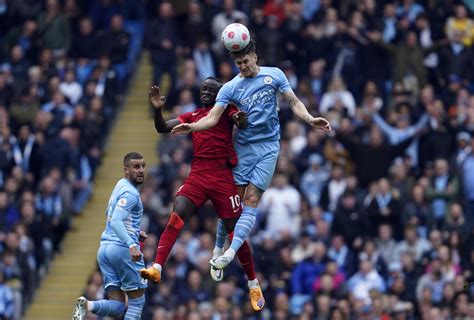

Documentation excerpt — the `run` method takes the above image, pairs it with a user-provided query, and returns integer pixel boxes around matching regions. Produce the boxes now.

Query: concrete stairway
[24,52,158,320]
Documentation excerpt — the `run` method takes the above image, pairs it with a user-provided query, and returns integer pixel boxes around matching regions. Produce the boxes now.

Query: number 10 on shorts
[229,195,241,210]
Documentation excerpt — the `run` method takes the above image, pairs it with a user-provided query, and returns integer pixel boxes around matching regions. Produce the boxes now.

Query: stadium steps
[24,51,158,320]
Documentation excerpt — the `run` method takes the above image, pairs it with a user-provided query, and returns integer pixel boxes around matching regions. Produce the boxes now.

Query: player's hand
[232,111,248,129]
[139,230,148,242]
[149,85,166,109]
[309,117,331,133]
[130,245,142,261]
[171,123,194,135]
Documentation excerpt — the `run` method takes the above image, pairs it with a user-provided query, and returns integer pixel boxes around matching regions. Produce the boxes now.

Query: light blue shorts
[233,140,280,191]
[97,243,147,292]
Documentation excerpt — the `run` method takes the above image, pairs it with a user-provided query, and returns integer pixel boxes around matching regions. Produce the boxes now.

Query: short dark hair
[229,39,256,59]
[204,76,224,87]
[123,152,143,166]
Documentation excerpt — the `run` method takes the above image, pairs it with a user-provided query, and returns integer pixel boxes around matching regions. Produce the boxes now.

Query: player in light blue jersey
[72,152,147,320]
[172,39,331,271]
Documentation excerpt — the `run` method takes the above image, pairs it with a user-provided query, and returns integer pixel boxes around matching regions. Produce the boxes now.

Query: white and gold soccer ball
[221,23,251,52]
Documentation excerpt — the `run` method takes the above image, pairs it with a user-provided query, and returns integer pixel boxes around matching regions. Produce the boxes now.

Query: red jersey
[178,105,238,169]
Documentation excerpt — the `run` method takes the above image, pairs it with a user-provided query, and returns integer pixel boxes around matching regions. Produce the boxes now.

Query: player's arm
[171,105,226,135]
[150,85,180,133]
[282,90,331,132]
[109,193,142,261]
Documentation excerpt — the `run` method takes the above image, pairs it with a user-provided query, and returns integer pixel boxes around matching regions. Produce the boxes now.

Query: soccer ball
[221,23,251,52]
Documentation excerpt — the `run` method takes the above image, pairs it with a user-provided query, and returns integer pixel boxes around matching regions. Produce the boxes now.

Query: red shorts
[176,158,242,219]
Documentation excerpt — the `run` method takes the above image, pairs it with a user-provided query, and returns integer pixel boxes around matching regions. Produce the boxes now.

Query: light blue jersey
[100,178,143,248]
[215,66,292,144]
[97,178,147,291]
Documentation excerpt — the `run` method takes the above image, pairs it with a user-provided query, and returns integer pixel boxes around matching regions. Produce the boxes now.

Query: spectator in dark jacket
[331,190,369,249]
[148,2,178,91]
[71,17,98,60]
[336,126,413,188]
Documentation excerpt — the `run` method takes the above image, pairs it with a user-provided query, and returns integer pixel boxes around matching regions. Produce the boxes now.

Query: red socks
[154,212,184,265]
[236,240,257,281]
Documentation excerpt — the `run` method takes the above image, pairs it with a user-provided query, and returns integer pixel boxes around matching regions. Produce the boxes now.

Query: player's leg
[212,141,279,269]
[213,185,247,256]
[141,179,205,282]
[72,289,127,320]
[117,246,148,320]
[73,245,127,320]
[220,218,265,311]
[124,289,146,320]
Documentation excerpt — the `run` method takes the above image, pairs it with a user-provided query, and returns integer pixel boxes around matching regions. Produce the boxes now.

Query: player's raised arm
[282,90,332,133]
[171,105,226,135]
[150,85,181,133]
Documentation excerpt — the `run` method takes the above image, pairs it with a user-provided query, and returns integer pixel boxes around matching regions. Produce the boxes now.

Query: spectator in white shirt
[319,77,356,118]
[347,259,386,305]
[59,69,83,104]
[259,173,301,238]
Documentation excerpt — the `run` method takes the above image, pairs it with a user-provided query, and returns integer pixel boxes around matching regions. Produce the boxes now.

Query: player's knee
[244,193,259,207]
[168,212,185,229]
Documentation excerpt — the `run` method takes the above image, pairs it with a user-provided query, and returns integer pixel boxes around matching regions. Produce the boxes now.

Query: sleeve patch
[117,198,128,207]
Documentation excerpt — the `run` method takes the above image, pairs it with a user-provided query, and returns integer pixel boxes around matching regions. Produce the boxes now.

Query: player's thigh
[105,244,148,291]
[248,141,280,191]
[176,174,208,210]
[207,169,242,220]
[233,142,258,186]
[97,244,122,291]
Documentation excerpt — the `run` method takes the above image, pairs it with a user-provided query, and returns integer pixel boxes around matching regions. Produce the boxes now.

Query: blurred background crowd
[0,0,143,318]
[1,0,474,319]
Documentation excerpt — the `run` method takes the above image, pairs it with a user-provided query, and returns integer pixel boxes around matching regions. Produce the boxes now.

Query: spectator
[100,14,130,89]
[259,173,301,238]
[148,1,178,91]
[336,125,413,188]
[319,76,356,118]
[416,253,446,304]
[366,178,403,239]
[394,225,431,263]
[425,158,459,228]
[37,0,71,54]
[291,241,327,295]
[347,259,385,305]
[375,224,397,266]
[332,190,369,249]
[59,69,83,104]
[300,153,329,208]
[70,17,98,60]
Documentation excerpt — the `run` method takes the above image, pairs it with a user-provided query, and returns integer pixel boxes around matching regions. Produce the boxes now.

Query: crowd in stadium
[2,0,474,319]
[0,0,144,318]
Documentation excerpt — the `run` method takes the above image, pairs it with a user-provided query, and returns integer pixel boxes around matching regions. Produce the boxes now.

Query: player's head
[123,152,145,185]
[229,39,258,78]
[200,77,223,107]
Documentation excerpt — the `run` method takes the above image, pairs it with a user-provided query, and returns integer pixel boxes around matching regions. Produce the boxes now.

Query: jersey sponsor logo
[192,112,198,116]
[264,76,273,84]
[117,198,128,207]
[240,89,274,106]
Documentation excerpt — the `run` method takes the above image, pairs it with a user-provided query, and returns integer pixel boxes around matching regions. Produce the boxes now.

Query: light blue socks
[91,300,126,317]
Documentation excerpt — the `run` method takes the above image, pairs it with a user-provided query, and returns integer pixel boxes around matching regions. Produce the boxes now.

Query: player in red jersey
[139,77,265,311]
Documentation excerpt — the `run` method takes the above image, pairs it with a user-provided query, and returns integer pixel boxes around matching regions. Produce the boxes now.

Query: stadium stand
[1,0,474,319]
